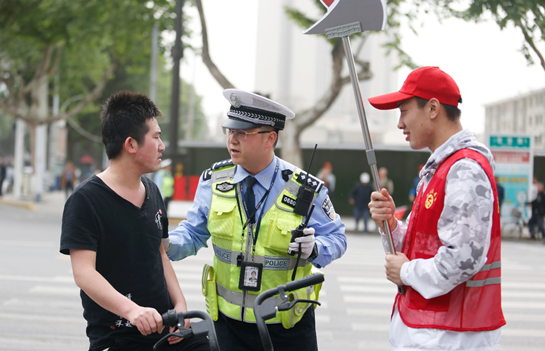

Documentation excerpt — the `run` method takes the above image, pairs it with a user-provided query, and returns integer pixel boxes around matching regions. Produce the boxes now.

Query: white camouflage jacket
[385,129,496,299]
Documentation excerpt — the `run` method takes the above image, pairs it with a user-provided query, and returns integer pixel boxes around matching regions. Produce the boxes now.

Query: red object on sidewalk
[394,205,408,220]
[173,176,200,201]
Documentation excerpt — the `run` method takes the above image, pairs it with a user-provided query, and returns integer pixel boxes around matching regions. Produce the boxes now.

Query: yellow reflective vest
[205,163,323,327]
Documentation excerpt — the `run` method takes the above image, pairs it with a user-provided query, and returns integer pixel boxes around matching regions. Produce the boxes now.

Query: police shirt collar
[234,155,277,189]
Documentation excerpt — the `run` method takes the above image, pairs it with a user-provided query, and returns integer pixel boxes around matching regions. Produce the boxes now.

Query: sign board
[488,134,534,221]
[304,0,386,36]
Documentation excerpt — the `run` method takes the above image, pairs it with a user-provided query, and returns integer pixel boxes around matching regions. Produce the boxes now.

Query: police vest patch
[281,195,297,208]
[321,195,337,221]
[216,182,234,192]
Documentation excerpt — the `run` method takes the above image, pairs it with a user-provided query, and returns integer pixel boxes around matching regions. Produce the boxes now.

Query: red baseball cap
[368,66,462,110]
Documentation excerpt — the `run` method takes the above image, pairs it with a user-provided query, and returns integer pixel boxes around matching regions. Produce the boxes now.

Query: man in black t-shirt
[60,92,209,351]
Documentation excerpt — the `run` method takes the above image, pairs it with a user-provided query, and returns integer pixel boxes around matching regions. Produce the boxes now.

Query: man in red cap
[368,66,505,350]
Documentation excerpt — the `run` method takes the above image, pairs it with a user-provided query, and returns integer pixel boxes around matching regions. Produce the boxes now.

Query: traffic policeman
[164,89,347,351]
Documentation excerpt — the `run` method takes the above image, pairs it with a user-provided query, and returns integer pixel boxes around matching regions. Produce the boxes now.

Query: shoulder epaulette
[211,159,234,170]
[295,171,324,193]
[202,168,213,181]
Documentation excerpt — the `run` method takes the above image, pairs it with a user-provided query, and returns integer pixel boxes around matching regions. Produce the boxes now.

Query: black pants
[214,308,318,351]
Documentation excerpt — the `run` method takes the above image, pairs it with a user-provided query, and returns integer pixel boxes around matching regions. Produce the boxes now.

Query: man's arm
[307,190,347,268]
[70,249,164,336]
[167,173,212,261]
[160,245,189,344]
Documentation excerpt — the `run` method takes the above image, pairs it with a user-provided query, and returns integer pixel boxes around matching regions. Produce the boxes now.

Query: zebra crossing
[314,233,545,350]
[1,225,544,350]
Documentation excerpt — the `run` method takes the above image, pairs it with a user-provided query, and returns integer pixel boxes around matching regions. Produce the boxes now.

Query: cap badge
[230,92,241,108]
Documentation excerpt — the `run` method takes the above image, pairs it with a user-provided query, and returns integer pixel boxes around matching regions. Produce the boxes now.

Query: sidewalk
[0,190,68,214]
[0,192,371,235]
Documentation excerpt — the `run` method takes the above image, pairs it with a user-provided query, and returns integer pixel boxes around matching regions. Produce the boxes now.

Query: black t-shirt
[60,175,171,350]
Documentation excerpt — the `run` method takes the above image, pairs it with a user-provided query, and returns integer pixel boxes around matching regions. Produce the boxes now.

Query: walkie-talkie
[288,144,318,257]
[293,144,318,216]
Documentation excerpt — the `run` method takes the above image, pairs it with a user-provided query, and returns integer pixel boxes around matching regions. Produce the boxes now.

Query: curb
[0,197,38,211]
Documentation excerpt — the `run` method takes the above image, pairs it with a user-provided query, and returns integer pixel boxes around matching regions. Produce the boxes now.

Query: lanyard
[235,160,279,248]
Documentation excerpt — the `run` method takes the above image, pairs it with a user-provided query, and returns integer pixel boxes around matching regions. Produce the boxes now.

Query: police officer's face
[226,127,275,173]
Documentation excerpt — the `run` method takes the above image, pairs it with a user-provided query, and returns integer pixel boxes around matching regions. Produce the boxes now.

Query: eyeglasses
[222,128,273,140]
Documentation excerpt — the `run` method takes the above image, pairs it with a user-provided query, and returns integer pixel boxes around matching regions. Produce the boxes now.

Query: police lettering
[264,258,289,269]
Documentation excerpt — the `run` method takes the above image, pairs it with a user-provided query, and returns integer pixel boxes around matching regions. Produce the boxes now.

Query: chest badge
[216,182,234,192]
[425,189,437,209]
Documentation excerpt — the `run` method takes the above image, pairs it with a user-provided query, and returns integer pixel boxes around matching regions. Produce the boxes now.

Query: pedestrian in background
[379,166,394,195]
[408,164,424,203]
[317,161,336,197]
[0,157,6,197]
[60,161,76,199]
[349,172,373,233]
[368,66,505,351]
[528,176,541,239]
[60,91,209,351]
[529,181,545,241]
[495,176,505,215]
[154,158,174,213]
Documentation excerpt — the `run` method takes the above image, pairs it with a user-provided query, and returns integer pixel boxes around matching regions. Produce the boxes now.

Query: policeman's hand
[369,188,397,232]
[385,252,409,286]
[162,237,172,253]
[289,227,315,259]
[127,306,164,336]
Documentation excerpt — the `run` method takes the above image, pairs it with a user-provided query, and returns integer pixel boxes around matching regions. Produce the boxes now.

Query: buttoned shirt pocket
[209,199,237,240]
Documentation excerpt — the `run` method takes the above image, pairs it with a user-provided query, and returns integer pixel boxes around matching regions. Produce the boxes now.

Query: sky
[179,1,545,137]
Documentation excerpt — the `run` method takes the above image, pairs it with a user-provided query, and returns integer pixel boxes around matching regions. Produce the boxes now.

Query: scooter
[253,273,325,351]
[153,309,220,351]
[154,273,324,351]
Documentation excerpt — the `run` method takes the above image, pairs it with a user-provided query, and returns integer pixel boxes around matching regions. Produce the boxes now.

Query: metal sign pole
[305,0,404,294]
[341,35,396,252]
[330,28,404,294]
[341,35,405,295]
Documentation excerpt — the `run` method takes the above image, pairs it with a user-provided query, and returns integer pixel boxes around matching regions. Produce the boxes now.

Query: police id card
[239,261,263,292]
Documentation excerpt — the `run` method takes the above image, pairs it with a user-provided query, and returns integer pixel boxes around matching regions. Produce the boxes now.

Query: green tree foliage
[448,0,545,71]
[0,0,177,125]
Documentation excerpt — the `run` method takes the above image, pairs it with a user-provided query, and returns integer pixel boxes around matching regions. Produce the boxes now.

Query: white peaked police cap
[222,89,295,130]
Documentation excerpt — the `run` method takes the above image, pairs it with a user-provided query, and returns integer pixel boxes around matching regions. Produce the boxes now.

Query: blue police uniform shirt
[167,155,346,268]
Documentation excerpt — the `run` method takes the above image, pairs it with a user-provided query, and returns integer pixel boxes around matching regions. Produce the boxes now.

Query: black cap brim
[221,118,261,130]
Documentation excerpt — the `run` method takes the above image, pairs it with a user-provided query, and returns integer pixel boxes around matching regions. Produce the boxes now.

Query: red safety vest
[397,149,506,331]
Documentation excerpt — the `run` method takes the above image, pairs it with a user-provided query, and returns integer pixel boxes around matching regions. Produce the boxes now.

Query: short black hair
[101,91,162,160]
[415,97,461,121]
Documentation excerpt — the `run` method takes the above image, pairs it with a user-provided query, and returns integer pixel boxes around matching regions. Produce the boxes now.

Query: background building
[485,87,545,154]
[252,0,403,147]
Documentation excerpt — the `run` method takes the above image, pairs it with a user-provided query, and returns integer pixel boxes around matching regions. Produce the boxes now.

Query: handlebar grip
[284,273,324,292]
[162,309,179,328]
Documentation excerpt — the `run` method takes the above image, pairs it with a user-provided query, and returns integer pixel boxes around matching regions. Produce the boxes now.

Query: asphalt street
[1,191,544,351]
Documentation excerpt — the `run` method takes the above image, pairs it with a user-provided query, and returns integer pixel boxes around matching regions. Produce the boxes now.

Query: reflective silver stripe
[213,244,309,270]
[466,277,501,287]
[214,245,234,265]
[212,167,235,183]
[217,283,279,308]
[216,283,314,308]
[480,261,501,271]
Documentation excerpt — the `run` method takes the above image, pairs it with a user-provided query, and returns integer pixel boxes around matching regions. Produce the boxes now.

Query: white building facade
[253,0,404,147]
[485,88,545,153]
